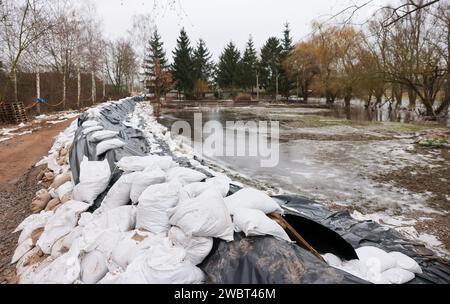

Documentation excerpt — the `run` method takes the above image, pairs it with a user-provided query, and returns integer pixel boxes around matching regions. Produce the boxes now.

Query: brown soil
[373,146,450,254]
[0,118,76,284]
[0,119,75,191]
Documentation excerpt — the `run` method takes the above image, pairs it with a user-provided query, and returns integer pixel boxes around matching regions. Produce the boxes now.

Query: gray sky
[90,0,392,61]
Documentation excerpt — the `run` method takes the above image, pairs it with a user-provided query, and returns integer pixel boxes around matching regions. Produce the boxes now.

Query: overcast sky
[88,0,392,61]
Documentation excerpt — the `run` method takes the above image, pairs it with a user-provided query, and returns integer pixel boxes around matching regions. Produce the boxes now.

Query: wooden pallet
[0,102,28,124]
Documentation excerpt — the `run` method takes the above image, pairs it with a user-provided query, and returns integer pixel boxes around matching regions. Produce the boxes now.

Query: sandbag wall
[12,98,450,284]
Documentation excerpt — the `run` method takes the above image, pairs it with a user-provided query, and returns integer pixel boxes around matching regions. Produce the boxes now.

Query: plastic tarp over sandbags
[136,180,181,234]
[168,227,213,265]
[166,167,207,186]
[37,201,90,254]
[233,208,292,243]
[225,188,283,215]
[101,172,139,209]
[73,156,111,205]
[200,233,365,284]
[130,169,166,204]
[169,189,234,242]
[116,155,175,172]
[113,240,205,284]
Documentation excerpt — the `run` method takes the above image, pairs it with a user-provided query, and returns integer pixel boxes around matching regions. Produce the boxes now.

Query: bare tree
[0,0,52,102]
[104,39,138,96]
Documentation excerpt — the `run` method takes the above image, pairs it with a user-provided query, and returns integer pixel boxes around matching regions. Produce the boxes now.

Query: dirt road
[0,118,76,283]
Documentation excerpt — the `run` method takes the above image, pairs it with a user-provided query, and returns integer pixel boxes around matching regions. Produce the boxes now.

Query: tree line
[146,0,449,118]
[0,0,448,119]
[145,24,295,100]
[0,0,139,112]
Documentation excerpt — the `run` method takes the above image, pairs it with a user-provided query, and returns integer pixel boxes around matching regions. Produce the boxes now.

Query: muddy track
[0,119,76,283]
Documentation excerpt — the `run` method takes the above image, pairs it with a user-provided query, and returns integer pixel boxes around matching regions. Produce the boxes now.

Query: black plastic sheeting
[68,98,450,284]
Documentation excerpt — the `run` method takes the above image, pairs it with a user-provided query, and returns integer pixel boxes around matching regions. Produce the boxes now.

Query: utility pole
[275,73,279,101]
[256,71,259,101]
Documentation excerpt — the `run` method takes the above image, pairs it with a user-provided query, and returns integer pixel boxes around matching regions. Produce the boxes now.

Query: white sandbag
[16,211,54,244]
[136,180,181,234]
[37,201,90,254]
[101,172,139,209]
[356,246,397,274]
[78,206,137,251]
[32,242,82,284]
[83,125,103,135]
[233,208,292,242]
[130,169,166,204]
[381,268,415,284]
[109,236,141,271]
[84,230,124,257]
[61,226,83,251]
[15,211,53,233]
[73,157,111,205]
[169,189,234,242]
[16,247,46,277]
[18,255,54,284]
[80,250,108,284]
[89,130,119,143]
[168,226,213,265]
[389,252,422,274]
[117,155,175,172]
[51,236,68,259]
[108,232,164,272]
[224,188,283,215]
[166,167,207,185]
[82,120,100,128]
[115,242,205,284]
[183,177,230,199]
[96,138,126,156]
[11,238,34,264]
[322,253,343,268]
[55,181,73,200]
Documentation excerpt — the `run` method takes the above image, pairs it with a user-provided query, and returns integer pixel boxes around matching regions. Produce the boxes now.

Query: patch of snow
[0,137,12,143]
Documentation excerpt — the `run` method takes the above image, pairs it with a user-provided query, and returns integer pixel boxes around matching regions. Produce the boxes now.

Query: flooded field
[157,101,450,259]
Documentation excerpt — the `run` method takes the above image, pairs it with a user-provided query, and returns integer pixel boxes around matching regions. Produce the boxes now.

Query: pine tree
[171,28,195,97]
[144,29,168,92]
[193,39,214,82]
[280,23,294,99]
[281,23,294,55]
[240,36,259,91]
[259,37,282,96]
[216,42,241,89]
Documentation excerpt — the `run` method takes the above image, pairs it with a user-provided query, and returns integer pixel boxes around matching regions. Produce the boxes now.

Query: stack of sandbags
[322,246,423,284]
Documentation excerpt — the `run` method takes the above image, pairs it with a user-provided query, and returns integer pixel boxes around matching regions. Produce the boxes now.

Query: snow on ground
[0,110,80,143]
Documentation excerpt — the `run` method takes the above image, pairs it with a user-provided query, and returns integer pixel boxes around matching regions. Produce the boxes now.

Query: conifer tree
[216,42,241,89]
[259,37,282,96]
[280,23,294,98]
[171,28,194,97]
[144,29,168,92]
[193,39,214,82]
[240,36,259,91]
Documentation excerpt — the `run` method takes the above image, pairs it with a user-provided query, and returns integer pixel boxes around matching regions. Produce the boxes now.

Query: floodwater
[157,100,450,258]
